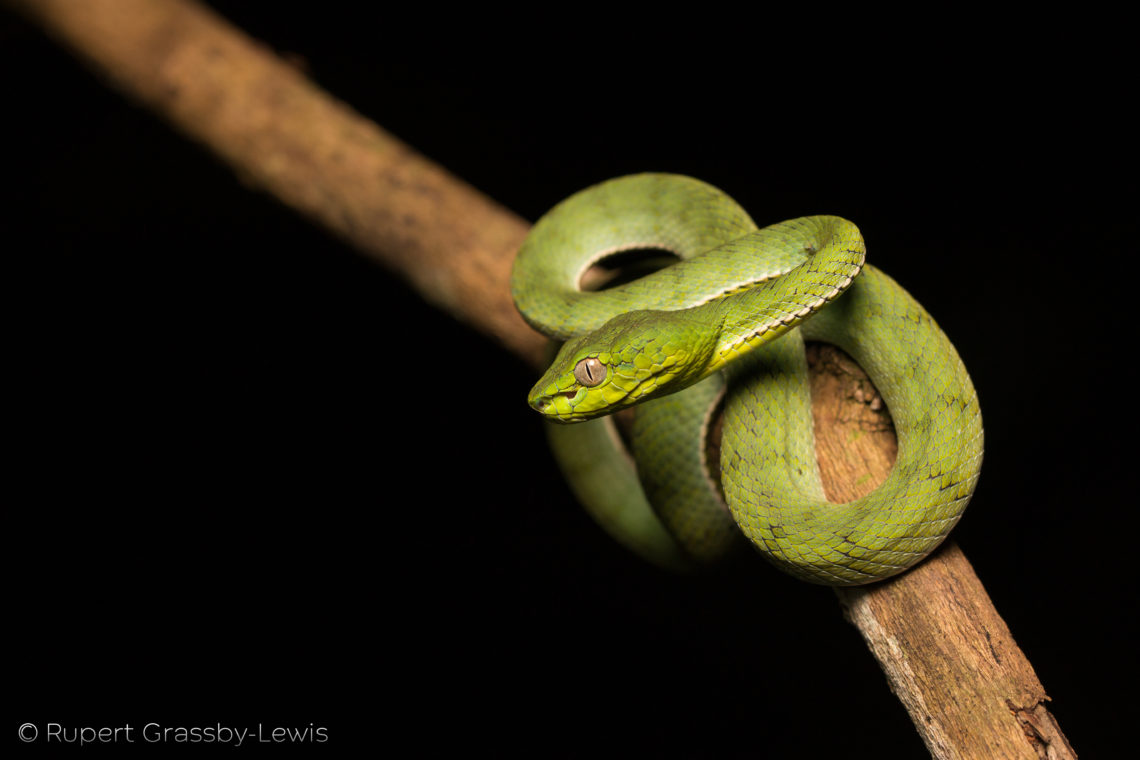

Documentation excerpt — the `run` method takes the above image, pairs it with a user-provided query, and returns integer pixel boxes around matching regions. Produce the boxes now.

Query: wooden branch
[6,0,543,367]
[8,1,1075,757]
[807,346,1075,759]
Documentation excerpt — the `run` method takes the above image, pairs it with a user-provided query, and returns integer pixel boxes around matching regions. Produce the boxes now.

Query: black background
[5,4,1133,757]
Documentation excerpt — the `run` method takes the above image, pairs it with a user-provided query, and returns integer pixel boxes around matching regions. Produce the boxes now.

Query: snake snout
[529,392,563,417]
[528,387,592,423]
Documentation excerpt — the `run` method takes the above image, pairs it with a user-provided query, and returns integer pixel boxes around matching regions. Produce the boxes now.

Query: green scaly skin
[512,173,983,585]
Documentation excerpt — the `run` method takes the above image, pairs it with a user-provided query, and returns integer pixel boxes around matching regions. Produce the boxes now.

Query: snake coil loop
[512,174,983,585]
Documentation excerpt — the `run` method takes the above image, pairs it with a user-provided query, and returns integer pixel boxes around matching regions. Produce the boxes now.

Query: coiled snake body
[512,174,983,585]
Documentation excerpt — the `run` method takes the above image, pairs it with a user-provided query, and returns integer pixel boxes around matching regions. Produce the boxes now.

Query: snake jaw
[528,346,654,422]
[527,354,688,423]
[528,383,586,422]
[528,309,719,423]
[528,362,629,423]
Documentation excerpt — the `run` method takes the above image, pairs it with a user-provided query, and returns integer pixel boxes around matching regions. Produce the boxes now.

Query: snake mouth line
[530,390,584,419]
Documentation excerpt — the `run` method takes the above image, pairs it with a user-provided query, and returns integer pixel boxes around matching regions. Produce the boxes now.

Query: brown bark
[7,0,542,366]
[7,1,1075,756]
[808,346,1075,759]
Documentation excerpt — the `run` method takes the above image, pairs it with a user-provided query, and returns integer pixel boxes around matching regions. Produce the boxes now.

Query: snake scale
[511,174,983,585]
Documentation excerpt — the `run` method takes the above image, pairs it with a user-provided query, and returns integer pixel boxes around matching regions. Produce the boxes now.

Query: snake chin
[529,309,719,422]
[527,376,629,423]
[528,386,584,422]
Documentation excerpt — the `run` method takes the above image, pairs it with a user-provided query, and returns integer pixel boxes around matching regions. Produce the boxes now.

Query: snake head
[528,308,719,423]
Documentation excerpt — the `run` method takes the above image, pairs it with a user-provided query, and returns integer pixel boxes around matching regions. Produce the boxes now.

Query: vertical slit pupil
[576,358,604,386]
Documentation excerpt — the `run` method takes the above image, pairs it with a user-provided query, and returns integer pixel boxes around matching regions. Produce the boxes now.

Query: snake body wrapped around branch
[511,174,983,585]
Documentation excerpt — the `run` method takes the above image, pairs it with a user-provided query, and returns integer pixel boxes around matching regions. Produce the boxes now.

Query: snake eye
[573,357,606,387]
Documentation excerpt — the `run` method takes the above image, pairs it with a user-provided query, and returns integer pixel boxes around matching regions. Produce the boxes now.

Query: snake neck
[702,225,865,374]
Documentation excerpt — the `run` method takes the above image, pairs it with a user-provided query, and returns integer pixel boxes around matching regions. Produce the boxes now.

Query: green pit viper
[511,174,983,585]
